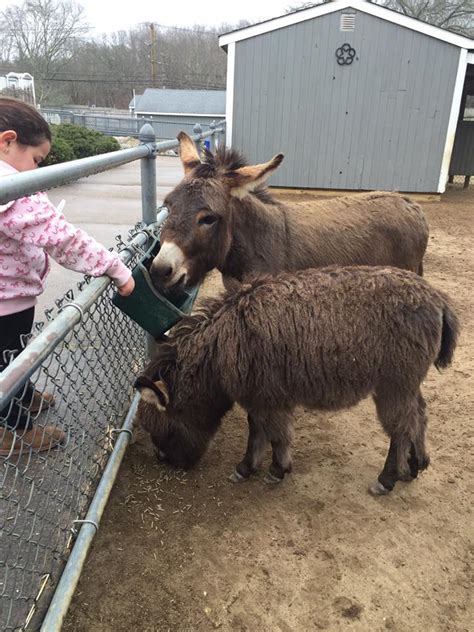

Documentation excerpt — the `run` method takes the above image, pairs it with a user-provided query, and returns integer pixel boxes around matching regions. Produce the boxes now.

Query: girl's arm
[1,192,134,292]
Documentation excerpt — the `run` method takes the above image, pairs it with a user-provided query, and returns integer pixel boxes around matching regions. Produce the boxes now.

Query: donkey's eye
[197,214,218,226]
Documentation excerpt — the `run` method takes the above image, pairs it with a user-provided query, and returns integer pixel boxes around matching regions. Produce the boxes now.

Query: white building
[0,72,36,104]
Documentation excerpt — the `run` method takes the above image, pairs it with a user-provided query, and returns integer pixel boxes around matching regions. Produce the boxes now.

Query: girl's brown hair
[0,97,52,146]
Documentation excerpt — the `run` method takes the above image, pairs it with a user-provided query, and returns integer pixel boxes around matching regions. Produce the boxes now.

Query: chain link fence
[448,174,472,188]
[0,224,155,631]
[0,124,223,630]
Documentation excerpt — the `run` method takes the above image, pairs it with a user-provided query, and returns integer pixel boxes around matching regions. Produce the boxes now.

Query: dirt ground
[63,185,473,632]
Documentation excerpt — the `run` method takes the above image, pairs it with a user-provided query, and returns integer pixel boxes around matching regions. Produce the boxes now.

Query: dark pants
[1,307,35,430]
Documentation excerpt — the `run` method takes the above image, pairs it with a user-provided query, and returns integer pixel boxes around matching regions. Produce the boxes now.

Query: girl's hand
[117,277,135,296]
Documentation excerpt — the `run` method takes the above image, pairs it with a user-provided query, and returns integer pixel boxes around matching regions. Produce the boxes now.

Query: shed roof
[219,0,474,50]
[132,88,226,116]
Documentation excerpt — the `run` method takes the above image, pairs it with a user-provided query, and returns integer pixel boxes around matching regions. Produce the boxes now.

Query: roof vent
[340,13,356,32]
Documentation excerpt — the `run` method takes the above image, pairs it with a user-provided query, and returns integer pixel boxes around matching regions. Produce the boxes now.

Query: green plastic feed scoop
[112,235,200,337]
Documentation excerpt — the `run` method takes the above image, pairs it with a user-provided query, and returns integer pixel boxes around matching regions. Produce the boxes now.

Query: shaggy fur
[136,266,459,494]
[150,142,429,292]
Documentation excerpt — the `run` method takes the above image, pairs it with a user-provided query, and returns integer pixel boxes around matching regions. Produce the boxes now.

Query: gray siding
[231,10,461,192]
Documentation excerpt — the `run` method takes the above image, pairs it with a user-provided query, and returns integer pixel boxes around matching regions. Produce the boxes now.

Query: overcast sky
[0,0,298,35]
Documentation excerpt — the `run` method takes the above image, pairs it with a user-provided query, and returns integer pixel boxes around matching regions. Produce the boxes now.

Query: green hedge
[43,123,120,166]
[44,136,76,165]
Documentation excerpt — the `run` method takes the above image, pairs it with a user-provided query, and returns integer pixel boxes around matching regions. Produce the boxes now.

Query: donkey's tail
[435,301,460,370]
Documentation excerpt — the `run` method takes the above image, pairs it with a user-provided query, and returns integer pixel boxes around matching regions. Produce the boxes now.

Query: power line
[42,77,226,90]
[43,75,225,85]
[46,72,225,81]
[41,69,226,83]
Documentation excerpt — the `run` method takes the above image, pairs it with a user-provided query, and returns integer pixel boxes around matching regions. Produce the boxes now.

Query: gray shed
[130,88,225,139]
[219,0,474,193]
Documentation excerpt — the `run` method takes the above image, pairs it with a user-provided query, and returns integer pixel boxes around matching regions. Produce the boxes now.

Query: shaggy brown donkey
[135,266,458,496]
[150,132,428,293]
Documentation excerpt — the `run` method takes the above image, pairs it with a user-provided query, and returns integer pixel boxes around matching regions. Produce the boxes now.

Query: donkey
[150,132,429,293]
[135,266,458,496]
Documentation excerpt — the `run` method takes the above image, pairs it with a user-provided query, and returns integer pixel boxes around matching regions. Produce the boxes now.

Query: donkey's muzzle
[149,241,188,292]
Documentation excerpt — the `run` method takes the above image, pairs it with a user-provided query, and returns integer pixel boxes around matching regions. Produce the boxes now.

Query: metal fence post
[193,123,205,156]
[139,123,157,226]
[220,122,226,149]
[209,121,216,152]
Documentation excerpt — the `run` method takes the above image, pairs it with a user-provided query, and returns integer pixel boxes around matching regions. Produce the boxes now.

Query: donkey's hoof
[368,480,391,496]
[264,471,284,484]
[229,469,247,483]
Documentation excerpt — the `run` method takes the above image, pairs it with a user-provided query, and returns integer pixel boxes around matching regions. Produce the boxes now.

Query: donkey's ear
[152,380,170,411]
[227,153,284,198]
[177,131,201,175]
[136,376,170,411]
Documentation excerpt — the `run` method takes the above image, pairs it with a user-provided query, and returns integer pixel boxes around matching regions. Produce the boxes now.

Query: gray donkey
[135,266,458,496]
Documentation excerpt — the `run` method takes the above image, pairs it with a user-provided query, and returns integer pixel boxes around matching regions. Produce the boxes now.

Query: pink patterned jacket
[0,160,131,316]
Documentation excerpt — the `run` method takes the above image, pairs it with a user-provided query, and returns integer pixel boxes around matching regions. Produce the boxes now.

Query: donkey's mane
[168,276,277,343]
[149,294,231,381]
[168,295,229,341]
[195,147,248,176]
[193,148,278,205]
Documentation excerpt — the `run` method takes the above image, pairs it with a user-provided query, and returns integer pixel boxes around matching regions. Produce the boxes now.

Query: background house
[0,72,36,104]
[130,88,226,139]
[219,0,474,193]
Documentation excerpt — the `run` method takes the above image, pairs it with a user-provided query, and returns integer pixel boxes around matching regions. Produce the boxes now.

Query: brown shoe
[0,425,65,457]
[29,390,56,414]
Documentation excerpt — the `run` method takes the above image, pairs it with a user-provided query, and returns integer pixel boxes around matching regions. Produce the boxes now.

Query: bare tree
[378,0,474,37]
[0,0,90,101]
[35,21,229,108]
[285,1,327,13]
[285,1,474,36]
[0,2,239,107]
[0,16,15,65]
[51,24,228,108]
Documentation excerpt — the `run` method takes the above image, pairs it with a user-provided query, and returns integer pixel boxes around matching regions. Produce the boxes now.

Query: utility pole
[149,22,157,87]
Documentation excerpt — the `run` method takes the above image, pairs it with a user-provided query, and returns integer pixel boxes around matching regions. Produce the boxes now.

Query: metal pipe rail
[0,204,169,411]
[0,126,223,205]
[0,228,149,411]
[39,392,141,632]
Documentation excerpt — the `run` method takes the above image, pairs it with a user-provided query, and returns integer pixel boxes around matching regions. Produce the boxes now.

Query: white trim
[219,0,474,50]
[438,48,468,193]
[219,0,343,47]
[468,53,474,64]
[225,42,235,147]
[135,111,224,117]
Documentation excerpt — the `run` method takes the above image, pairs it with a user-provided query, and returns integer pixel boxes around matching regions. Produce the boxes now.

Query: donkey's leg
[402,390,430,480]
[369,436,399,495]
[370,388,425,495]
[415,391,430,471]
[264,412,294,483]
[230,413,268,483]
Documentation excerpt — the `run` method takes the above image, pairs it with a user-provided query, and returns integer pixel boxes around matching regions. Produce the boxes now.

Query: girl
[0,97,135,456]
